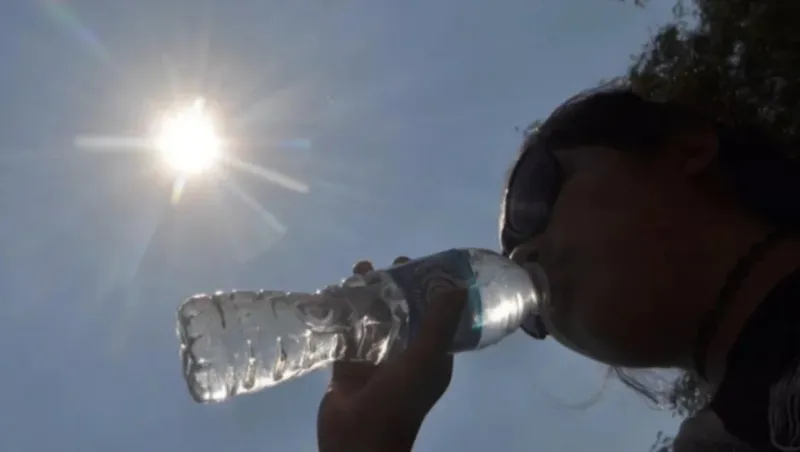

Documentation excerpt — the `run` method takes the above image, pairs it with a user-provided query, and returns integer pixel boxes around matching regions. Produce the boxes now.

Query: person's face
[508,144,707,367]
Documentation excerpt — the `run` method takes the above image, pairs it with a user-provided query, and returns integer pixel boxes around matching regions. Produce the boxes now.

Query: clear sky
[0,1,682,451]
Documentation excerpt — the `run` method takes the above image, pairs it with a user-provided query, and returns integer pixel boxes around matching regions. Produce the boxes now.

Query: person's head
[501,85,800,371]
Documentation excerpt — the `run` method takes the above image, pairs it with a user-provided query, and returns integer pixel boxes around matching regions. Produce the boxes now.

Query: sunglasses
[500,146,564,340]
[501,147,564,256]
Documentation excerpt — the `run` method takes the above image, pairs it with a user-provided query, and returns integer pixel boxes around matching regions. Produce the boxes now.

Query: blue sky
[0,1,681,450]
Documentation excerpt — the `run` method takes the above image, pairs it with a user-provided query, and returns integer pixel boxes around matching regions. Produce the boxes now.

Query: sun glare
[153,98,222,175]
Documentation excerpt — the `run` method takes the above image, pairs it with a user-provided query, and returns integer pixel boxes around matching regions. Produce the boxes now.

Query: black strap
[693,228,790,380]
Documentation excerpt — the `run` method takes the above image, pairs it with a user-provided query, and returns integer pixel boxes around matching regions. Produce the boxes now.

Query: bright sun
[153,98,222,175]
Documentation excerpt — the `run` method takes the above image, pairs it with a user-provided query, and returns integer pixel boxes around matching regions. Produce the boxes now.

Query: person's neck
[681,207,800,387]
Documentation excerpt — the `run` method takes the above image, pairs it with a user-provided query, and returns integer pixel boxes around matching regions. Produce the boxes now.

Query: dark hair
[528,84,800,413]
[529,85,800,230]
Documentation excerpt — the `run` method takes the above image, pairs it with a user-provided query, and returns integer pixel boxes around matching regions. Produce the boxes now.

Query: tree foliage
[628,0,800,156]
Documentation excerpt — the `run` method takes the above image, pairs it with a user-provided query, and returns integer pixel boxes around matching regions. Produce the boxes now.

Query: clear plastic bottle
[177,248,548,403]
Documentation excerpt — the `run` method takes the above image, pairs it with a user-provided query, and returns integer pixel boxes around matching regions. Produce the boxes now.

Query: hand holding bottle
[316,257,466,452]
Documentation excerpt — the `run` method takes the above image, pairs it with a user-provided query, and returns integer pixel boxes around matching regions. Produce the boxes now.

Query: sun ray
[41,0,112,63]
[74,135,150,153]
[280,137,313,150]
[171,176,187,205]
[110,200,165,288]
[211,186,243,261]
[225,156,310,193]
[81,186,168,321]
[222,177,288,235]
[107,286,143,359]
[216,178,289,262]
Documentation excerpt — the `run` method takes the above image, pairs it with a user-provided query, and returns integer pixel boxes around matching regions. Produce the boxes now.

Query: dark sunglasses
[500,146,564,340]
[501,147,564,256]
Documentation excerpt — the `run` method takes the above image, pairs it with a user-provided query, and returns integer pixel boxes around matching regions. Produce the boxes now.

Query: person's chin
[540,309,594,359]
[540,277,585,339]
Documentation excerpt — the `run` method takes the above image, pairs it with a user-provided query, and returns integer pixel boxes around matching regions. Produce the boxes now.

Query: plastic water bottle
[177,248,548,403]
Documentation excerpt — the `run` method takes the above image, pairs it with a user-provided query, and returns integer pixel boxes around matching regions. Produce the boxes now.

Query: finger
[392,256,411,266]
[359,288,467,404]
[330,259,377,396]
[405,288,467,362]
[353,260,374,275]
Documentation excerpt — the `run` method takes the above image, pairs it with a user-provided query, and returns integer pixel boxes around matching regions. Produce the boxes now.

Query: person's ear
[672,124,720,177]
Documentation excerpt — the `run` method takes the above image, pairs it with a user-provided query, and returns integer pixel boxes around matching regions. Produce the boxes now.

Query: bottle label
[385,248,482,352]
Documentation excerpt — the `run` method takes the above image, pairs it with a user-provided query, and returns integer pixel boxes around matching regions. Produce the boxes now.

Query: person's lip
[519,260,551,339]
[521,261,550,312]
[508,246,539,266]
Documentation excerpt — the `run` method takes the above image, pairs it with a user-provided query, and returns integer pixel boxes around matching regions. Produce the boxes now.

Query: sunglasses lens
[502,151,561,252]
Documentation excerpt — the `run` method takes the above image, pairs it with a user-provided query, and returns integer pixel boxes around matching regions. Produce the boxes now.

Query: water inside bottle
[177,272,408,403]
[177,248,540,403]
